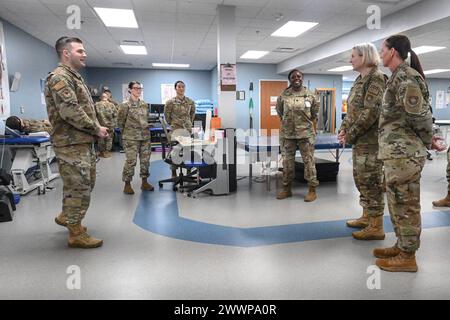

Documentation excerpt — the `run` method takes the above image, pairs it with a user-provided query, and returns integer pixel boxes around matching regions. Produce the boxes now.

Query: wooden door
[260,80,288,136]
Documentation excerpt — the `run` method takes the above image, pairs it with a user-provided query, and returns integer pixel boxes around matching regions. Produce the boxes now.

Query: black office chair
[157,117,198,191]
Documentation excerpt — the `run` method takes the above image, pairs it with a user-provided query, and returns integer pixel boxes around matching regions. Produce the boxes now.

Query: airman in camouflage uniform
[117,81,154,194]
[95,93,118,157]
[374,35,433,272]
[45,36,109,249]
[276,70,319,202]
[339,64,386,241]
[5,116,52,134]
[164,81,196,177]
[22,119,52,134]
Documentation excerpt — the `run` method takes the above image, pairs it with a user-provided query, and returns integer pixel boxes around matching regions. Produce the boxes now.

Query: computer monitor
[150,104,165,115]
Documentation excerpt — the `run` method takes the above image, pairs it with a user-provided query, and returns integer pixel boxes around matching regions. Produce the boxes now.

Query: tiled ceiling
[302,16,450,79]
[0,0,440,72]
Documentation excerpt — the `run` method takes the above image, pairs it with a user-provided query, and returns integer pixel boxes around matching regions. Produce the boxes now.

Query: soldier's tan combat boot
[432,192,450,207]
[352,215,385,240]
[346,209,369,228]
[123,182,135,194]
[304,186,317,202]
[276,184,292,200]
[55,212,86,232]
[104,151,112,158]
[141,178,154,191]
[98,151,107,158]
[376,250,418,272]
[373,244,401,259]
[67,224,103,249]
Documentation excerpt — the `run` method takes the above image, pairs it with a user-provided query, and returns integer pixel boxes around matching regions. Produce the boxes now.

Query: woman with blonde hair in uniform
[338,43,386,241]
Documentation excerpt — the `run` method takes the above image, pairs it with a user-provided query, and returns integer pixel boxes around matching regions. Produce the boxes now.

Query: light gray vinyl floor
[1,148,450,300]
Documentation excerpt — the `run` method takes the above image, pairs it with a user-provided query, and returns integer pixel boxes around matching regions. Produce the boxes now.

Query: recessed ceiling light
[94,7,138,28]
[328,66,354,72]
[271,21,318,38]
[152,63,190,68]
[240,50,269,59]
[424,69,450,75]
[412,46,446,55]
[120,45,147,55]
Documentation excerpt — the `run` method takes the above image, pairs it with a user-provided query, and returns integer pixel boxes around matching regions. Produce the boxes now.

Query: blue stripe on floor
[133,160,450,247]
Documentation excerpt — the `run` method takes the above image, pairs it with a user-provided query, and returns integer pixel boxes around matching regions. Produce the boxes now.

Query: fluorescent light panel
[240,50,269,59]
[271,21,318,37]
[94,7,138,28]
[120,45,147,55]
[412,46,446,55]
[152,63,190,68]
[424,69,450,75]
[328,66,353,72]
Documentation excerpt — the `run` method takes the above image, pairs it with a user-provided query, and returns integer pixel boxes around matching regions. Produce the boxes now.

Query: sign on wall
[0,21,10,119]
[436,90,445,109]
[220,63,236,91]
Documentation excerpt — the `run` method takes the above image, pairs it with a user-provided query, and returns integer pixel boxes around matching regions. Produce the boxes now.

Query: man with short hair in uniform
[45,36,109,249]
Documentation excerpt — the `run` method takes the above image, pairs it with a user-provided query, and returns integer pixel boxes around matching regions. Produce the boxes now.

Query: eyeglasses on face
[132,87,142,90]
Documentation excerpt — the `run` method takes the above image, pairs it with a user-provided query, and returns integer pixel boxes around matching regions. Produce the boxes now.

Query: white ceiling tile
[132,0,176,12]
[178,2,218,15]
[86,0,133,9]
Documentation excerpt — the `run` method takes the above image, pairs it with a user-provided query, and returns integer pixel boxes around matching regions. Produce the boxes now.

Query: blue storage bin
[13,193,20,205]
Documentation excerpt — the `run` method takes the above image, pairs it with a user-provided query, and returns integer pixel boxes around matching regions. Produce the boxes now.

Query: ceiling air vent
[273,47,299,53]
[112,62,133,67]
[121,40,144,45]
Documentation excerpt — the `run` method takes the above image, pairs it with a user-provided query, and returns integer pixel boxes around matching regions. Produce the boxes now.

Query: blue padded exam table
[1,135,59,195]
[240,134,347,190]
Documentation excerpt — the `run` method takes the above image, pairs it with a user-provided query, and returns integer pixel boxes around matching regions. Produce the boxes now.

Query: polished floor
[1,147,450,299]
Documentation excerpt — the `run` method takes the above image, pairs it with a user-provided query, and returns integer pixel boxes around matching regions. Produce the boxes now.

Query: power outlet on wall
[20,106,25,114]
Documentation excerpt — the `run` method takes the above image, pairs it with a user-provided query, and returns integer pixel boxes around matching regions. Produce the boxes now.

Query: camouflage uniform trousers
[98,127,115,152]
[282,138,319,187]
[54,143,96,226]
[122,139,151,182]
[352,144,384,217]
[384,157,426,253]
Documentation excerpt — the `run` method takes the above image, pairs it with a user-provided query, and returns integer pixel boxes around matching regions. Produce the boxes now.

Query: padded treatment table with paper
[0,135,59,195]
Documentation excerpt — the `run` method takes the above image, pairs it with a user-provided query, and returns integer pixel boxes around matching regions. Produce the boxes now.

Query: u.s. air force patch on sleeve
[404,86,423,115]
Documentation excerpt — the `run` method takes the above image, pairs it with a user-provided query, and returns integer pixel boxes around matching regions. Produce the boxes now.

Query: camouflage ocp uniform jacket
[378,62,433,160]
[340,67,386,146]
[117,98,150,141]
[22,119,52,134]
[276,86,320,143]
[44,64,101,147]
[95,100,117,129]
[164,96,196,132]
